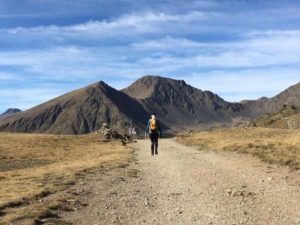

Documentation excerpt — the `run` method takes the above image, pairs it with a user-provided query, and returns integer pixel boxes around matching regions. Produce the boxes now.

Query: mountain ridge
[242,82,300,116]
[0,75,299,134]
[0,81,149,134]
[122,75,248,130]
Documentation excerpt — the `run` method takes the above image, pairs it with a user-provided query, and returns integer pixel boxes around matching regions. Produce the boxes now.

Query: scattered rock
[144,198,149,206]
[226,188,255,198]
[96,123,124,140]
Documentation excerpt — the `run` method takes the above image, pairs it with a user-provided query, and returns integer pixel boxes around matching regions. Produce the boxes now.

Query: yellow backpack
[150,119,157,131]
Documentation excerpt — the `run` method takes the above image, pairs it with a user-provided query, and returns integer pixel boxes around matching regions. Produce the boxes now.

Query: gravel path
[59,138,300,225]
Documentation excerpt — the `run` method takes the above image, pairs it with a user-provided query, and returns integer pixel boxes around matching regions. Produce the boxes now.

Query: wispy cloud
[0,87,67,111]
[0,1,300,112]
[185,68,300,102]
[1,10,223,40]
[133,30,300,69]
[1,29,299,80]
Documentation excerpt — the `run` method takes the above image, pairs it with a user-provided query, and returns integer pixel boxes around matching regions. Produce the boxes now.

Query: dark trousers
[149,133,158,155]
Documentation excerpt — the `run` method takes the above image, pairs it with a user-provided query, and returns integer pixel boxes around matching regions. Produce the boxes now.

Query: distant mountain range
[0,75,299,134]
[0,108,21,119]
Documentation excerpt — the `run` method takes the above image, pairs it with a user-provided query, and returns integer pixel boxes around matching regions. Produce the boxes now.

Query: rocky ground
[55,139,300,225]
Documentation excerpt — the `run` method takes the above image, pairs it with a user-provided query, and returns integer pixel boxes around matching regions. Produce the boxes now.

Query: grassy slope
[177,128,300,170]
[251,105,300,129]
[0,133,132,225]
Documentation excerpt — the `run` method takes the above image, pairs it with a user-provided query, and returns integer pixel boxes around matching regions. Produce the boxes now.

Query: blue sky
[0,0,300,112]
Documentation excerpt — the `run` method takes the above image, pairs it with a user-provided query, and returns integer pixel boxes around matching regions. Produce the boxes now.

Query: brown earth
[0,133,132,225]
[1,129,300,225]
[177,128,300,170]
[52,137,300,225]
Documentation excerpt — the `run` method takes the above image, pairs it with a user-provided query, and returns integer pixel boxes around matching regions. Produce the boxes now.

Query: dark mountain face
[0,82,149,134]
[1,108,21,115]
[0,108,22,119]
[122,76,247,130]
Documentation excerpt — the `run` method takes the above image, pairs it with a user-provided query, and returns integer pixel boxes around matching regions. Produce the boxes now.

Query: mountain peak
[1,108,21,115]
[86,80,111,90]
[122,75,188,99]
[122,75,245,129]
[0,80,148,134]
[139,75,187,85]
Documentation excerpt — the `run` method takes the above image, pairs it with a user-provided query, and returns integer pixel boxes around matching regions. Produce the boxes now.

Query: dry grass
[250,105,300,129]
[177,128,300,170]
[0,133,132,225]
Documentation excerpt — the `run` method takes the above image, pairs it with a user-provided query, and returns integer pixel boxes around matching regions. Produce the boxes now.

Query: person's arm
[145,120,150,136]
[157,120,162,138]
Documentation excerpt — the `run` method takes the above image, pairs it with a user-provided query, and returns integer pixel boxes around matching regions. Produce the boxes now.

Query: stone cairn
[96,123,123,140]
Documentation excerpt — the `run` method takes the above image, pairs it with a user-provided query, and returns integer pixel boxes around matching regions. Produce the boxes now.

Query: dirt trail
[59,139,300,225]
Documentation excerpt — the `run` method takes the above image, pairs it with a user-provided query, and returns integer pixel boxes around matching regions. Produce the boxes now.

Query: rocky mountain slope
[122,76,248,130]
[0,75,299,134]
[0,81,148,134]
[242,82,300,116]
[250,105,300,129]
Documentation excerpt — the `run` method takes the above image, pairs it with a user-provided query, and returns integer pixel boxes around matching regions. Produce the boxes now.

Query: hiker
[145,113,162,155]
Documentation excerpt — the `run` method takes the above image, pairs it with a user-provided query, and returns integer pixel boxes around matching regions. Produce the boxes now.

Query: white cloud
[0,87,67,111]
[132,30,300,69]
[0,47,116,80]
[0,45,185,82]
[1,3,300,40]
[185,68,300,102]
[0,29,299,88]
[132,36,219,50]
[133,30,300,54]
[1,10,223,38]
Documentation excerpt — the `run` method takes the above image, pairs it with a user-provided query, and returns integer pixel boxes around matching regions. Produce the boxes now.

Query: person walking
[145,113,162,155]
